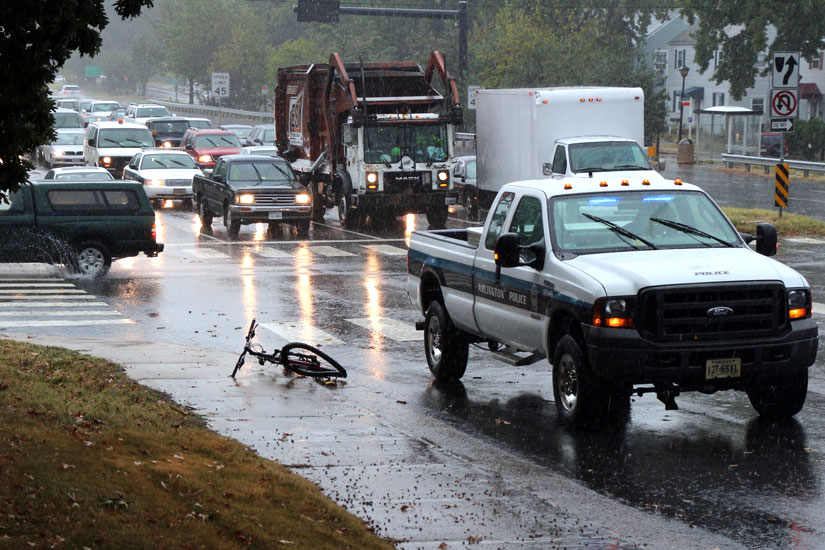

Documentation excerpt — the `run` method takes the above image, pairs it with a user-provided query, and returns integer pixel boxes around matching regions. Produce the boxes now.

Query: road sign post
[774,162,789,217]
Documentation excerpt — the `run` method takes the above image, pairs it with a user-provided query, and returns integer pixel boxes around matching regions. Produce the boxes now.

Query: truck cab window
[0,190,23,214]
[484,192,515,250]
[507,196,544,263]
[213,160,226,179]
[551,146,567,174]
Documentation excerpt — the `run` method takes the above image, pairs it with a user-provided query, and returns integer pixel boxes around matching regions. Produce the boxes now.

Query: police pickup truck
[406,176,818,426]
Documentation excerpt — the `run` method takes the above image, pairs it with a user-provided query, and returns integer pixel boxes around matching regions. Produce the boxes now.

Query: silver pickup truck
[406,176,818,427]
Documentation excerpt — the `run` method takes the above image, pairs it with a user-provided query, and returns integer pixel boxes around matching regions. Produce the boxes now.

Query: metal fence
[151,99,273,123]
[720,154,825,177]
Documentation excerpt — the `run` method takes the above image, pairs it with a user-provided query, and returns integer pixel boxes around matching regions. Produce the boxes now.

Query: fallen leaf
[62,464,76,470]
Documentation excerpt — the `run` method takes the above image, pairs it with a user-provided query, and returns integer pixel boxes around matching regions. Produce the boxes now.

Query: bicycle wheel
[280,343,347,378]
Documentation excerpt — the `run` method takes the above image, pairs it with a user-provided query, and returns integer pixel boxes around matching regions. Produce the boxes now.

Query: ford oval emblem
[707,306,734,317]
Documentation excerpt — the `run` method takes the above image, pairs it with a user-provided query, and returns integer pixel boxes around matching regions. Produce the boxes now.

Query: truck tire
[308,182,325,222]
[198,199,212,227]
[295,220,310,238]
[71,240,112,277]
[424,300,468,383]
[337,182,359,230]
[426,204,448,229]
[224,205,240,238]
[746,370,808,418]
[552,335,617,427]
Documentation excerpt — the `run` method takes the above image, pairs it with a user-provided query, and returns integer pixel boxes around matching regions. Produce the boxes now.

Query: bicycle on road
[231,318,347,379]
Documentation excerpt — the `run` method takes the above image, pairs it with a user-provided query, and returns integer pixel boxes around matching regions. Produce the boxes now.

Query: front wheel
[281,343,346,378]
[198,199,213,227]
[337,188,359,230]
[426,204,448,229]
[424,300,468,383]
[747,370,808,418]
[71,241,112,277]
[295,219,310,238]
[308,183,325,222]
[225,205,240,238]
[552,334,618,427]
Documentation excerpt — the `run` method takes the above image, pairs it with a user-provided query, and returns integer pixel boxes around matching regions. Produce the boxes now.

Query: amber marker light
[789,308,809,320]
[621,179,629,186]
[607,317,634,328]
[599,181,608,187]
[674,178,683,185]
[564,183,573,190]
[642,179,651,185]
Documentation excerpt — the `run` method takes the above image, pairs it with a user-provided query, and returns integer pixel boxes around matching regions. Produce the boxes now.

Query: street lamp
[677,65,690,142]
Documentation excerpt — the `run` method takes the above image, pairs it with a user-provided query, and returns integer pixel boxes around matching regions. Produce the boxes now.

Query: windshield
[263,129,275,142]
[141,154,197,169]
[568,141,652,173]
[228,127,253,138]
[136,107,171,118]
[196,134,241,148]
[98,129,154,147]
[92,103,120,113]
[53,133,84,145]
[149,120,190,134]
[551,190,741,255]
[364,123,448,164]
[55,171,115,181]
[188,119,213,129]
[54,112,82,128]
[228,160,294,186]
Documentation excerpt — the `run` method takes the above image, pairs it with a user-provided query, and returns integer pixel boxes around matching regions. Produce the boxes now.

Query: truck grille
[165,179,192,186]
[384,172,427,194]
[251,194,296,206]
[636,282,787,343]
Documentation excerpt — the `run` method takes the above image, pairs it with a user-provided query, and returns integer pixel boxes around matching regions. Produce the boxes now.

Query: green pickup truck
[0,181,164,276]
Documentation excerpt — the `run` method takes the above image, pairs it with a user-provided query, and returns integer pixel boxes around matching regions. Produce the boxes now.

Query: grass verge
[723,207,825,238]
[0,340,395,549]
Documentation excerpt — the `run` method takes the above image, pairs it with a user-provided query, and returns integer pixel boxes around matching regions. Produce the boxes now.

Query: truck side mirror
[755,222,777,257]
[87,139,95,147]
[213,174,224,183]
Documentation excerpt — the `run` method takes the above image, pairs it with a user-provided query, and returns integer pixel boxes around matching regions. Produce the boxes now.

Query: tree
[787,118,825,161]
[681,2,825,100]
[0,0,155,195]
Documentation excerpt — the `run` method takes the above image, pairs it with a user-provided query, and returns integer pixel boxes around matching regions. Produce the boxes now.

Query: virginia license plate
[173,188,185,195]
[705,358,741,379]
[268,211,283,220]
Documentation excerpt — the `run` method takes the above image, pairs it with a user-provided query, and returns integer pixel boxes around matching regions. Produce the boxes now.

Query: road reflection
[420,382,818,549]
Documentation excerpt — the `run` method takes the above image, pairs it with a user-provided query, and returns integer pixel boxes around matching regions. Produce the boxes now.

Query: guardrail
[721,154,825,177]
[150,99,273,123]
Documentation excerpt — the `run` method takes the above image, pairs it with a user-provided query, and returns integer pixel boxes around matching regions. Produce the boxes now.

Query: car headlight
[787,289,811,319]
[53,150,64,157]
[146,179,164,186]
[295,193,310,205]
[162,141,172,148]
[198,155,213,163]
[102,156,112,165]
[592,297,635,328]
[236,194,255,205]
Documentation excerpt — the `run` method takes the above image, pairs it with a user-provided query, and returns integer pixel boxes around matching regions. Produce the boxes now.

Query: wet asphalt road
[3,161,825,548]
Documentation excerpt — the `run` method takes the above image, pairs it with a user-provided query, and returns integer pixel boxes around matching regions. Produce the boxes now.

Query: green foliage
[681,2,825,99]
[0,0,154,194]
[786,118,825,161]
[267,39,329,84]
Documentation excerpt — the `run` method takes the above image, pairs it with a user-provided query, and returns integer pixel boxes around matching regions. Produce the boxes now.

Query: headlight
[198,155,213,163]
[236,194,255,205]
[53,150,64,157]
[162,141,172,148]
[787,289,811,319]
[366,171,379,190]
[592,297,635,328]
[102,156,112,165]
[146,179,164,186]
[438,170,449,182]
[295,193,310,205]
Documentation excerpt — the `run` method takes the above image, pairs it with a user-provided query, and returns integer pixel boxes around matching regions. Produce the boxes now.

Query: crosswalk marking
[259,322,344,345]
[182,248,231,260]
[0,283,75,288]
[307,245,355,257]
[0,310,121,317]
[252,248,292,259]
[346,317,419,342]
[0,301,110,308]
[0,295,98,301]
[0,288,86,294]
[0,319,134,328]
[361,244,407,256]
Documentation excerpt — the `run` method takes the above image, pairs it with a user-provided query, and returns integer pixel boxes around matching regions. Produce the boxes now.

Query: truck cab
[548,136,661,180]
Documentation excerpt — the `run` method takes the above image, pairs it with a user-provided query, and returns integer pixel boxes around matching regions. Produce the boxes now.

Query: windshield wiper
[267,163,293,180]
[168,159,188,167]
[649,217,734,247]
[122,138,145,145]
[612,165,649,170]
[574,166,604,174]
[152,160,169,168]
[582,213,659,250]
[250,163,264,184]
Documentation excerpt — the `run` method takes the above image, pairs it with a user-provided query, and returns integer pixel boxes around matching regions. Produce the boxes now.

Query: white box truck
[474,87,658,209]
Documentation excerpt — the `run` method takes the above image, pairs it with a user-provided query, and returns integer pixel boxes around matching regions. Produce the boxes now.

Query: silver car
[38,129,86,168]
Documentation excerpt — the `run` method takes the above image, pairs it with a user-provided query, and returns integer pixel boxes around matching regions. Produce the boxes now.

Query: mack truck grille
[636,282,787,343]
[249,194,296,206]
[384,172,425,194]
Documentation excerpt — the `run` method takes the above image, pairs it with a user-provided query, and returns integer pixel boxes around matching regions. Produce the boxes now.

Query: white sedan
[38,128,86,168]
[122,150,202,205]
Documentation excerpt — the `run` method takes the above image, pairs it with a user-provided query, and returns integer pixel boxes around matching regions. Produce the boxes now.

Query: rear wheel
[280,343,346,378]
[71,241,111,277]
[424,300,469,383]
[198,199,212,227]
[747,370,808,418]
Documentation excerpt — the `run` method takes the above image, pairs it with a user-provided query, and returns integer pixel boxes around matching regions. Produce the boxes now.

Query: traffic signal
[296,0,339,23]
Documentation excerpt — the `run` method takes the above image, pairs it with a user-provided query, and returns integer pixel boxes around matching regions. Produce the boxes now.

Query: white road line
[259,322,344,345]
[813,302,825,315]
[0,278,64,283]
[346,317,420,342]
[252,248,292,259]
[0,318,134,328]
[361,244,408,256]
[0,310,121,317]
[0,283,74,288]
[0,301,110,308]
[307,245,355,257]
[784,237,825,244]
[0,295,98,301]
[0,289,86,294]
[182,248,231,259]
[164,237,406,247]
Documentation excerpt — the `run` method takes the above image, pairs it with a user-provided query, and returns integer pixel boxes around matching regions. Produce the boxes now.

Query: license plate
[268,211,283,220]
[173,188,185,195]
[705,358,741,379]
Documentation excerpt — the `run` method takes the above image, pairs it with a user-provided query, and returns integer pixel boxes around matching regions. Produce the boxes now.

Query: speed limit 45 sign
[211,72,230,97]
